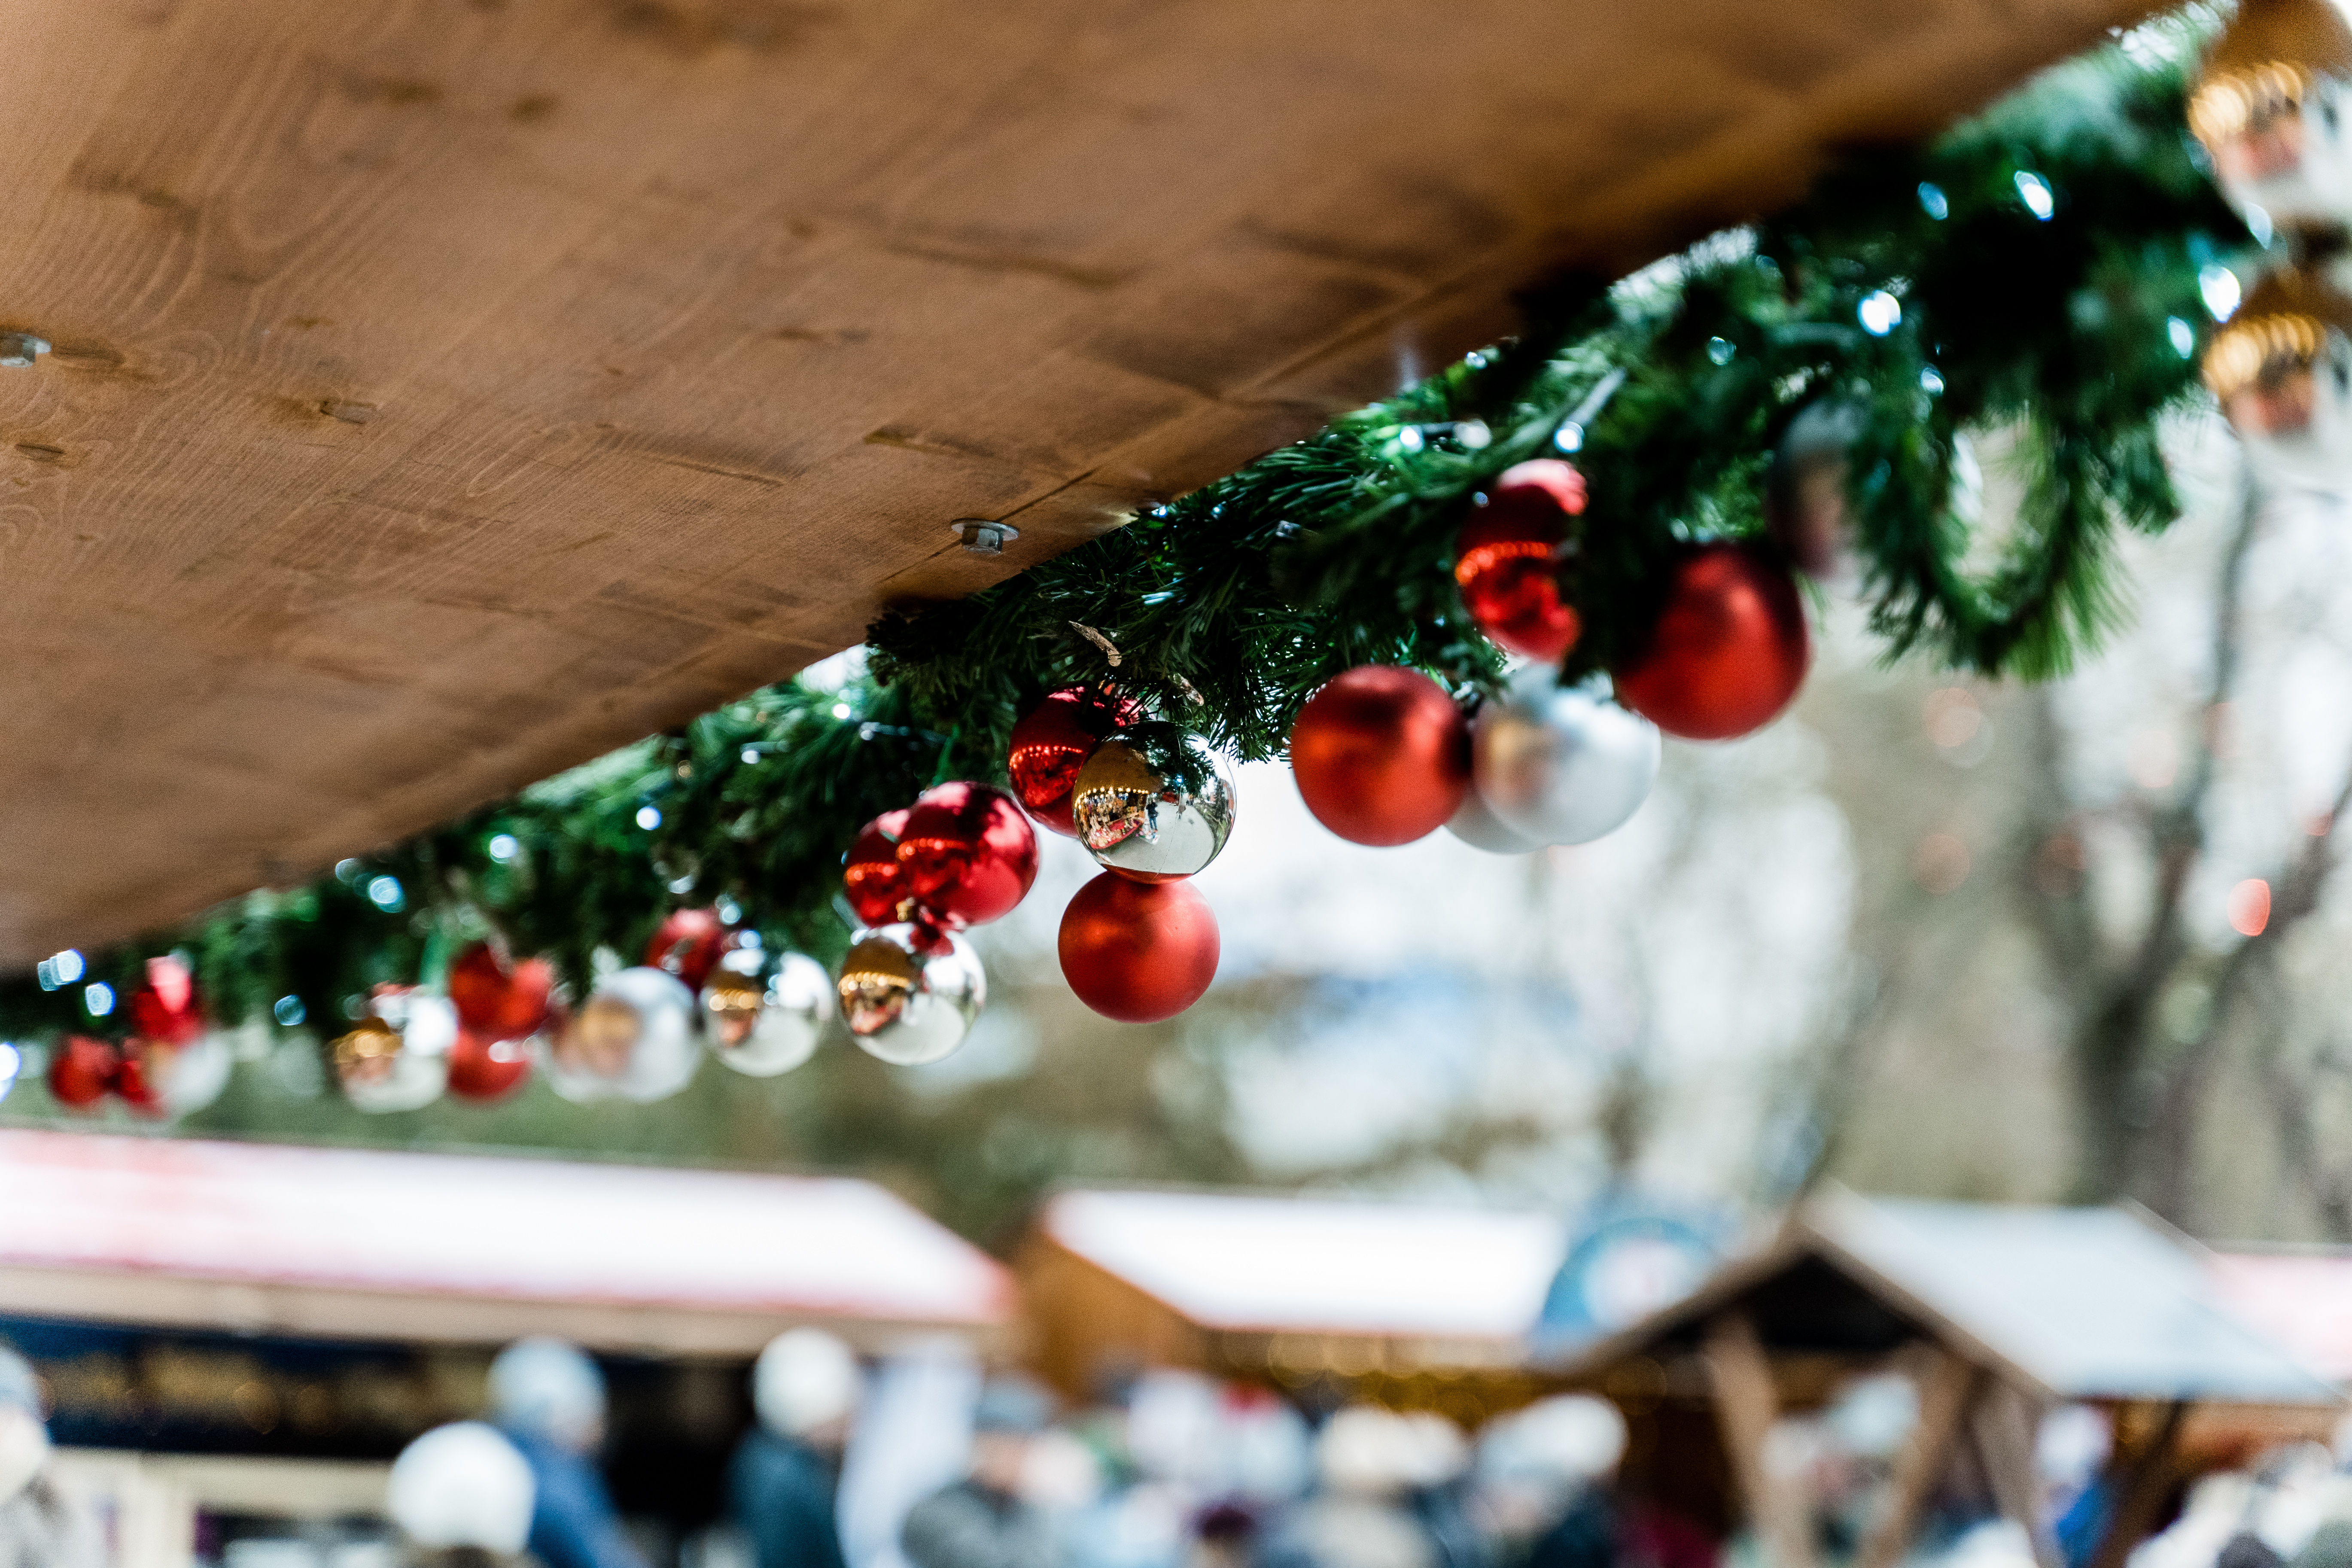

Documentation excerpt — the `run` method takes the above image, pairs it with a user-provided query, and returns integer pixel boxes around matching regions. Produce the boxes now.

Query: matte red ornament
[47,1035,119,1110]
[448,944,555,1041]
[113,1043,166,1117]
[844,809,913,927]
[1288,665,1472,846]
[645,907,729,993]
[1058,873,1221,1023]
[1456,460,1585,662]
[1614,543,1810,740]
[898,783,1040,927]
[128,954,203,1046]
[447,1029,532,1102]
[1009,686,1140,835]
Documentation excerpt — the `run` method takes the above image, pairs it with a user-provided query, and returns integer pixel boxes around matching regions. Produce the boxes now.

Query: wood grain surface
[0,0,2156,963]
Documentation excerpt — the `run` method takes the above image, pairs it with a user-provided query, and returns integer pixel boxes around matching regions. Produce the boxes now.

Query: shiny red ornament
[844,809,913,927]
[897,784,1039,928]
[47,1035,119,1110]
[1456,460,1585,662]
[1058,874,1221,1023]
[449,944,556,1041]
[645,907,729,993]
[447,1029,532,1102]
[1614,543,1810,740]
[1008,686,1140,835]
[128,954,203,1046]
[113,1042,167,1117]
[1288,666,1472,847]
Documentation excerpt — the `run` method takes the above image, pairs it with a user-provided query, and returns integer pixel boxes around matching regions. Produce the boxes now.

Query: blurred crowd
[12,1334,2352,1568]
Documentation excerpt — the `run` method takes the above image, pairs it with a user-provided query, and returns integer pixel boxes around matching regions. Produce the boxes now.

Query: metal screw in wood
[951,518,1019,556]
[0,333,51,368]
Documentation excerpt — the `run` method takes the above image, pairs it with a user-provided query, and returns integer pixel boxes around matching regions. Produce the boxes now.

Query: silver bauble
[839,924,985,1067]
[542,965,702,1104]
[334,990,458,1114]
[1473,668,1661,846]
[1071,722,1237,882]
[1445,782,1542,855]
[155,1030,236,1117]
[709,950,834,1078]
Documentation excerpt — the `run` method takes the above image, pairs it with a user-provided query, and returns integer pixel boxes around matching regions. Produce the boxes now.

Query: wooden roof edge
[1537,1187,2054,1404]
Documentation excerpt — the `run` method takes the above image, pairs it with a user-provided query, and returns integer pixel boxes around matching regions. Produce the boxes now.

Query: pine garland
[0,23,2245,1050]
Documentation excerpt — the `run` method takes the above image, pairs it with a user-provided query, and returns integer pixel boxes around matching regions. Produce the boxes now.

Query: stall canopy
[2209,1248,2352,1384]
[1549,1190,2342,1568]
[1021,1187,1565,1417]
[0,0,2160,966]
[0,1128,1014,1356]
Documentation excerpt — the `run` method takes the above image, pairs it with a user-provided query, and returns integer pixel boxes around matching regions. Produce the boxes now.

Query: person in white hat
[730,1329,863,1568]
[388,1422,539,1568]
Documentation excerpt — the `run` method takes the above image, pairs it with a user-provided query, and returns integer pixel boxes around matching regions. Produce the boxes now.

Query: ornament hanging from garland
[46,1036,120,1111]
[1456,461,1586,662]
[542,966,701,1105]
[2203,262,2352,496]
[447,1029,532,1102]
[449,944,555,1043]
[1058,874,1221,1024]
[838,923,985,1066]
[703,947,833,1078]
[1289,665,1470,847]
[2189,0,2352,237]
[1765,402,1864,582]
[1470,670,1662,850]
[333,986,460,1114]
[1009,685,1139,835]
[1073,723,1237,880]
[1614,544,1810,741]
[897,783,1040,928]
[843,810,913,928]
[645,907,730,993]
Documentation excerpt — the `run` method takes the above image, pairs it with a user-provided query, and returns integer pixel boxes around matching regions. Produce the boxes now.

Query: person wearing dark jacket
[730,1329,863,1568]
[901,1377,1061,1568]
[488,1338,650,1568]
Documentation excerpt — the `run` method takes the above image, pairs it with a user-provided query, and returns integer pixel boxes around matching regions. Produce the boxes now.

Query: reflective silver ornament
[542,965,702,1104]
[1071,722,1237,882]
[707,949,834,1078]
[839,924,985,1067]
[1765,401,1861,582]
[1445,780,1542,855]
[334,990,458,1114]
[1472,668,1661,846]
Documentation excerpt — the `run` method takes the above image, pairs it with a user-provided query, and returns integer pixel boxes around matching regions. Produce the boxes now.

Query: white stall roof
[0,1129,1013,1356]
[1041,1188,1565,1340]
[1554,1190,2341,1408]
[2209,1250,2352,1384]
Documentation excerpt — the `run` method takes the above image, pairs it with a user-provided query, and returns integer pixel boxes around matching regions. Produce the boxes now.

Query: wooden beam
[1704,1312,1816,1568]
[1972,1380,2063,1568]
[1859,1351,1985,1568]
[2083,1401,2191,1568]
[0,0,2170,963]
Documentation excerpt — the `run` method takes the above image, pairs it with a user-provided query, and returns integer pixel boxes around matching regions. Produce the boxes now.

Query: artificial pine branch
[0,20,2245,1050]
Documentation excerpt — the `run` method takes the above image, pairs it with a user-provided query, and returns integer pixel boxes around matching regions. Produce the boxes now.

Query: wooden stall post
[2083,1401,2191,1568]
[1704,1312,1817,1568]
[1971,1379,2063,1568]
[1859,1350,1985,1568]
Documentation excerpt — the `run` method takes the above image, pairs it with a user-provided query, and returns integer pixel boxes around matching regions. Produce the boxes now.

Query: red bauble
[1058,874,1221,1023]
[1614,543,1810,740]
[447,1029,532,1102]
[898,783,1039,927]
[47,1035,119,1110]
[843,808,913,927]
[113,1043,166,1117]
[1008,686,1139,836]
[128,954,203,1046]
[448,944,556,1040]
[1288,666,1472,846]
[645,907,728,993]
[1456,460,1585,662]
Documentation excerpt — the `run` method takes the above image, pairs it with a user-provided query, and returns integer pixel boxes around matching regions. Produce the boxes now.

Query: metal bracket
[951,518,1020,556]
